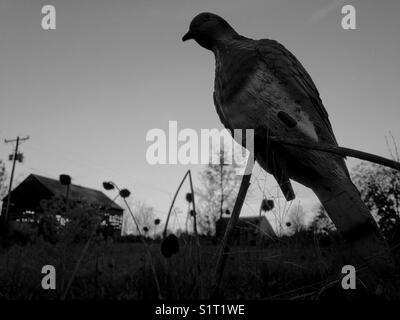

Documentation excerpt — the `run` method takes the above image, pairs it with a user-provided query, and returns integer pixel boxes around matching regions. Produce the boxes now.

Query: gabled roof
[217,215,276,237]
[6,174,123,213]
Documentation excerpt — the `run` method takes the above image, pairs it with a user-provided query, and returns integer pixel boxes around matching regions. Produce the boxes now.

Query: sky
[1,0,400,233]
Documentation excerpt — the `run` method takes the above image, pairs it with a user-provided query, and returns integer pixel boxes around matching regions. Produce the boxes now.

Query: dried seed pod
[185,193,193,203]
[102,181,114,190]
[119,188,131,198]
[261,198,274,212]
[59,174,71,186]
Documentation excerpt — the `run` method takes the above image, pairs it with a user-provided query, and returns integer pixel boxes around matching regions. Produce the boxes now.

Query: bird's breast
[215,66,319,143]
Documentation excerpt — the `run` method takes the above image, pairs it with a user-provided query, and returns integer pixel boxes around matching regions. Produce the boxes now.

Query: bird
[182,12,394,274]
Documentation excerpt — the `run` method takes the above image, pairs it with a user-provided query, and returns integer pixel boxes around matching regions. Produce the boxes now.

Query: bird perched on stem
[182,12,395,276]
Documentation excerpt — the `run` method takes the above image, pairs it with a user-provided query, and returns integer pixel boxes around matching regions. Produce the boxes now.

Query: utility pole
[2,136,29,229]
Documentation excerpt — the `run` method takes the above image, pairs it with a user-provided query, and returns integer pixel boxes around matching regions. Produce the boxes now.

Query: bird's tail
[313,177,395,278]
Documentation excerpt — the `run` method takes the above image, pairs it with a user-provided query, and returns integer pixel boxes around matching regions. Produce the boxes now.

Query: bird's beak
[182,31,193,42]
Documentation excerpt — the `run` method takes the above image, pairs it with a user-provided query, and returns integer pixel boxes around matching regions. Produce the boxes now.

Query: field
[1,231,399,300]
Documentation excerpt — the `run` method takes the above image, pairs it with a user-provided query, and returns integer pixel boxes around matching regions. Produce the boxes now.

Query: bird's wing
[213,91,233,133]
[255,39,338,145]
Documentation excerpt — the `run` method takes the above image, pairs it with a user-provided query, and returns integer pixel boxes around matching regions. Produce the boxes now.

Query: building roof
[3,174,123,213]
[217,215,277,238]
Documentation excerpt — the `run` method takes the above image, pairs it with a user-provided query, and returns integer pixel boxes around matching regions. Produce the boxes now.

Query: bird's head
[182,12,238,50]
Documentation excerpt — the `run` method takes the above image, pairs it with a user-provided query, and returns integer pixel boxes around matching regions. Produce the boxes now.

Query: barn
[215,216,276,245]
[0,174,123,235]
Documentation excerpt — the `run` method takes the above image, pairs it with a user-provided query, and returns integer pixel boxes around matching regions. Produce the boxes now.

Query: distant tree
[310,205,336,234]
[40,196,102,243]
[352,161,400,242]
[37,210,60,244]
[197,148,241,235]
[123,200,155,236]
[0,160,7,201]
[286,204,307,233]
[0,162,8,235]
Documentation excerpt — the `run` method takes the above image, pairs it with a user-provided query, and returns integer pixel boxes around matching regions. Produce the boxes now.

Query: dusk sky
[1,0,399,233]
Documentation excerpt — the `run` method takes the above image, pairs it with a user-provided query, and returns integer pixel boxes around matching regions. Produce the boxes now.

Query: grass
[1,230,399,300]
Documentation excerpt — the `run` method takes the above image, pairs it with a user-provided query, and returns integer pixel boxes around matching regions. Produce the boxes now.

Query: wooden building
[0,174,123,235]
[215,216,276,245]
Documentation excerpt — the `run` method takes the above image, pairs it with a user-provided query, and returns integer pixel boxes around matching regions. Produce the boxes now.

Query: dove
[182,12,394,274]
